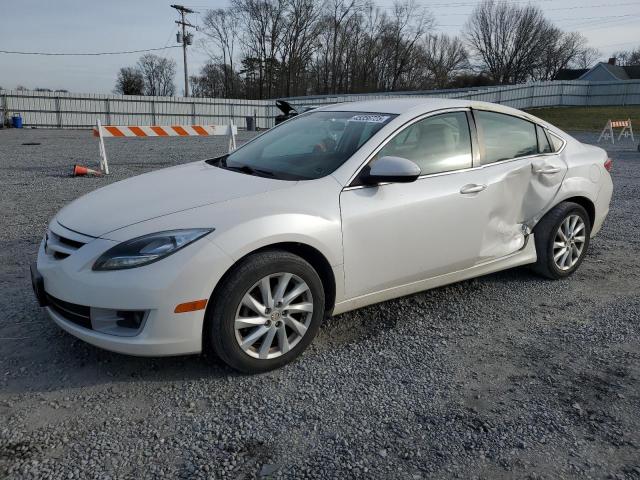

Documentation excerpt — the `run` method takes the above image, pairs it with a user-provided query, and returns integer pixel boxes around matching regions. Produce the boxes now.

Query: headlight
[93,229,213,271]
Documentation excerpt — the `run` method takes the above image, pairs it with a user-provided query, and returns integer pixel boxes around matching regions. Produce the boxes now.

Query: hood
[56,161,294,237]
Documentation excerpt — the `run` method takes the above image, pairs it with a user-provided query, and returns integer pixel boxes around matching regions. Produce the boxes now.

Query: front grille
[46,294,92,330]
[45,230,87,260]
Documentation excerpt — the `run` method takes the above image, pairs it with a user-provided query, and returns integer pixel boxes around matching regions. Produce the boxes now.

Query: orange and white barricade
[598,118,634,145]
[92,120,238,174]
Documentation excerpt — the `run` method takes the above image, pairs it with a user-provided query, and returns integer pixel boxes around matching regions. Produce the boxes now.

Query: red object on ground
[72,164,102,177]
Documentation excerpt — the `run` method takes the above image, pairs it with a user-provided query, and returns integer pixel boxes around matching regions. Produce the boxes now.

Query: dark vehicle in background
[274,100,318,125]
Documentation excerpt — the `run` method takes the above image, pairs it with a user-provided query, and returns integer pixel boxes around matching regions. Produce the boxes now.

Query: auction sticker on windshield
[348,114,390,123]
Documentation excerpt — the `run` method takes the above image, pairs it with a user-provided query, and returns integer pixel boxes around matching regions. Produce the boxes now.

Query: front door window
[372,111,473,175]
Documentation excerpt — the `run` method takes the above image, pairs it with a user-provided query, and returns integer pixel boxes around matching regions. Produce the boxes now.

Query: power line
[438,3,640,15]
[596,39,640,48]
[185,0,640,10]
[163,25,180,49]
[0,46,181,56]
[437,12,640,27]
[577,17,640,30]
[544,1,640,11]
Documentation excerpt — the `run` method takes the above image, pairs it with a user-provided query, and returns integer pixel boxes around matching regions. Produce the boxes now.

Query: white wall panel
[2,80,639,129]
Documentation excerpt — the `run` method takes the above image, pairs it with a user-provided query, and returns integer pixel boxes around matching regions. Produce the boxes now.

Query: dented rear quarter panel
[539,134,611,237]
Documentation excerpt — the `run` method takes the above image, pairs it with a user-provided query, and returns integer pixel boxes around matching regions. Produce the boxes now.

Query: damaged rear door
[470,109,567,263]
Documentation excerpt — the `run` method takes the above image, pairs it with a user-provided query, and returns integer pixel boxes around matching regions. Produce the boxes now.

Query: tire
[531,201,591,279]
[206,250,325,373]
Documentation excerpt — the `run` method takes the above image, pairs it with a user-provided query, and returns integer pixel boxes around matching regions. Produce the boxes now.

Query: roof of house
[580,62,630,80]
[624,65,640,79]
[555,68,588,80]
[555,63,640,81]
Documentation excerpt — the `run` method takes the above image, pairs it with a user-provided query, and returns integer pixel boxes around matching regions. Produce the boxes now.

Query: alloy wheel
[553,214,586,271]
[234,272,314,360]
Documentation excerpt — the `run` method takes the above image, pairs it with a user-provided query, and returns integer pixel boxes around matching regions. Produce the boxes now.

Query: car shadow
[314,265,545,350]
[1,325,240,396]
[2,265,542,396]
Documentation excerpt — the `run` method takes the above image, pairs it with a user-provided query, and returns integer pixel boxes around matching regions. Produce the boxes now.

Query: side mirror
[361,156,421,185]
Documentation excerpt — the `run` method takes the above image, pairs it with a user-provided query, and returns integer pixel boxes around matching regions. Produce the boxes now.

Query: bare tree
[532,31,588,81]
[137,54,176,96]
[233,0,287,99]
[572,47,601,69]
[347,4,386,92]
[190,62,243,98]
[194,0,602,97]
[465,0,555,84]
[612,47,640,66]
[114,67,145,95]
[612,50,631,66]
[315,0,363,94]
[424,34,468,89]
[200,9,240,97]
[279,0,323,96]
[384,1,434,90]
[311,0,434,94]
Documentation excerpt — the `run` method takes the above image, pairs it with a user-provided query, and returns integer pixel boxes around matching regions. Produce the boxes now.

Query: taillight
[604,157,613,172]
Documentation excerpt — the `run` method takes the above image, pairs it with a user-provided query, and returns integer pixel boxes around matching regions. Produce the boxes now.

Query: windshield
[214,111,396,180]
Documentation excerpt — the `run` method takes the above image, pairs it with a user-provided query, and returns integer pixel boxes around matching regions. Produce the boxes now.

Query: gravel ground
[0,128,639,480]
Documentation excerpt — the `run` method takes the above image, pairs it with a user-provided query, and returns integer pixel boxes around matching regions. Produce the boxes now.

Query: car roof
[318,97,530,118]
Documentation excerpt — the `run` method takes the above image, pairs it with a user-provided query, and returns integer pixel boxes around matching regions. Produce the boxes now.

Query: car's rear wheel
[532,201,591,279]
[207,250,325,373]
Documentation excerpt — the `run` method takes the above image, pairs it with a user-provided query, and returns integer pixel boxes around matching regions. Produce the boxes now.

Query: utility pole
[171,4,195,97]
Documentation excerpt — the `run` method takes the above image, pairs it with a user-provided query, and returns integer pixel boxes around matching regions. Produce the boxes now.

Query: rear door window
[536,125,553,154]
[548,132,565,152]
[475,111,538,164]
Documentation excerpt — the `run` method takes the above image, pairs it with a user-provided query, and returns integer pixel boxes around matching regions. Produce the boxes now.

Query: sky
[0,0,638,94]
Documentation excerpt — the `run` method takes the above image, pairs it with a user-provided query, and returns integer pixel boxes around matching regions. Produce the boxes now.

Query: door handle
[532,166,561,175]
[460,184,487,194]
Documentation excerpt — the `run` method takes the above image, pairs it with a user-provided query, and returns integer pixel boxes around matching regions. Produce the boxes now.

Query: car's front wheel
[206,250,325,373]
[532,201,591,279]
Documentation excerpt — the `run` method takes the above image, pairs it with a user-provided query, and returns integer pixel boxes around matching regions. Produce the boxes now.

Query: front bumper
[45,304,204,356]
[36,222,234,356]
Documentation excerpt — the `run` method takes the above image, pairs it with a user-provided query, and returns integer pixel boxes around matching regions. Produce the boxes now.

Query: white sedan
[32,99,613,373]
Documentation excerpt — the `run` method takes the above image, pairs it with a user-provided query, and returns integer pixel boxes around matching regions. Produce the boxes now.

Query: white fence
[2,80,639,130]
[286,80,640,110]
[0,93,274,129]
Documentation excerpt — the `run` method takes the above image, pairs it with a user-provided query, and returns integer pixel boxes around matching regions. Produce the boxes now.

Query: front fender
[104,176,344,268]
[211,213,343,267]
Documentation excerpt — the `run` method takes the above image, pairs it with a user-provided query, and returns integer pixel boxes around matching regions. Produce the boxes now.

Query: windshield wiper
[224,163,276,178]
[208,156,283,179]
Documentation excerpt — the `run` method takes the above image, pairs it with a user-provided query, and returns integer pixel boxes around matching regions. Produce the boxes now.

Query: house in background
[555,58,640,81]
[555,68,589,80]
